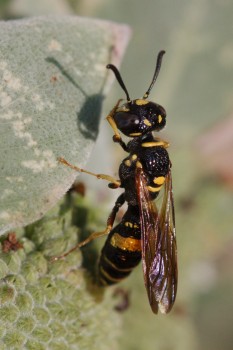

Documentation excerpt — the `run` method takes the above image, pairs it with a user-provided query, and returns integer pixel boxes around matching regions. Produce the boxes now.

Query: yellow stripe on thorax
[153,176,165,185]
[147,185,162,192]
[147,176,165,191]
[141,141,169,148]
[125,221,139,228]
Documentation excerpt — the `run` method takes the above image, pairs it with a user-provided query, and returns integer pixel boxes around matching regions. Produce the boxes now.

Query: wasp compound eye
[113,112,141,135]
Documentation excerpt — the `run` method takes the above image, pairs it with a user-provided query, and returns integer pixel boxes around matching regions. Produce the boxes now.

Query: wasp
[56,50,177,314]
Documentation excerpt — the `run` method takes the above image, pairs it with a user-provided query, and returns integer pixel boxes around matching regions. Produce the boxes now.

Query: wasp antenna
[107,64,131,102]
[143,50,166,99]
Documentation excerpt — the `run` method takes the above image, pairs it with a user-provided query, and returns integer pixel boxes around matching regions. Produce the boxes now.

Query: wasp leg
[106,99,128,152]
[58,157,121,188]
[112,136,128,152]
[106,98,122,140]
[51,193,125,261]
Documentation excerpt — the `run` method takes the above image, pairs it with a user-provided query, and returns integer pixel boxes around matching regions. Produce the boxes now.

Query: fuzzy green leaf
[0,195,122,350]
[0,16,131,235]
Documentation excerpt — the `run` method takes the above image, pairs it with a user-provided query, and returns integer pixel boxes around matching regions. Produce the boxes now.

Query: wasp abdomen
[99,206,141,285]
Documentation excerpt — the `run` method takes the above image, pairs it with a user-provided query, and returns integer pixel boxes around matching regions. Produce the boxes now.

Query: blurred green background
[1,1,233,349]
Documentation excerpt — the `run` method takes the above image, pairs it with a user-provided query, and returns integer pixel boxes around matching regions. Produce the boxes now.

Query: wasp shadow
[46,57,105,141]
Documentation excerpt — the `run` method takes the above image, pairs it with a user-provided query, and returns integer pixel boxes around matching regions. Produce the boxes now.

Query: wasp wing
[136,167,177,314]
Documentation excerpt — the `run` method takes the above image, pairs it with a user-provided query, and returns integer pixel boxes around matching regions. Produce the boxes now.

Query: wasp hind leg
[58,157,121,188]
[51,193,125,261]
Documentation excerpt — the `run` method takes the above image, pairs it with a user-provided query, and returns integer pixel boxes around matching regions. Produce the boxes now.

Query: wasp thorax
[113,100,166,137]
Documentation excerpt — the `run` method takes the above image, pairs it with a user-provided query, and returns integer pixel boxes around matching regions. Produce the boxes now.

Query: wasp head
[113,99,166,137]
[107,50,166,138]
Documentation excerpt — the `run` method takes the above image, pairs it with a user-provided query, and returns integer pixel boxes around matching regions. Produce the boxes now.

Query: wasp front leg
[106,99,128,152]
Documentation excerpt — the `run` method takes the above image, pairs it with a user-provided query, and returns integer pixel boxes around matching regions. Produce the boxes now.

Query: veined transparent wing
[136,167,177,314]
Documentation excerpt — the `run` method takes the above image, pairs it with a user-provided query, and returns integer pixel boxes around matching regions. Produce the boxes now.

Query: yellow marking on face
[158,114,163,123]
[110,233,141,251]
[144,119,152,126]
[129,132,142,136]
[135,99,149,105]
[147,185,162,192]
[99,266,124,282]
[124,160,131,167]
[134,224,139,228]
[136,161,143,168]
[131,154,137,161]
[153,176,165,185]
[142,141,170,148]
[103,255,133,272]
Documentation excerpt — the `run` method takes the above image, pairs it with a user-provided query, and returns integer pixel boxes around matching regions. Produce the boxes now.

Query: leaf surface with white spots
[0,15,131,235]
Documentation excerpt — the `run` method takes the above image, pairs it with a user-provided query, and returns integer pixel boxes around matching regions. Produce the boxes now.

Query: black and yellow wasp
[57,51,177,314]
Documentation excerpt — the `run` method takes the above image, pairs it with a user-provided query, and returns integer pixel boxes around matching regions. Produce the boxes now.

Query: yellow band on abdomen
[110,233,141,252]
